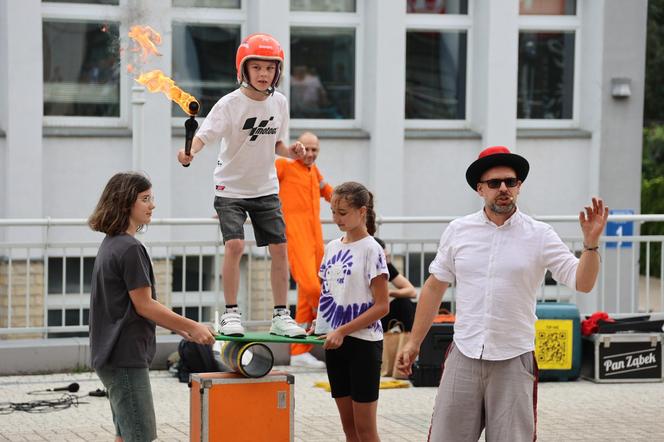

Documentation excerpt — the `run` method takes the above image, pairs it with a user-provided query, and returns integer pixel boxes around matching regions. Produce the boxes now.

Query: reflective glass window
[519,0,576,15]
[172,24,241,117]
[405,31,467,119]
[173,0,240,8]
[407,0,468,14]
[43,1,119,4]
[517,32,575,119]
[43,21,120,117]
[290,27,355,119]
[290,0,355,12]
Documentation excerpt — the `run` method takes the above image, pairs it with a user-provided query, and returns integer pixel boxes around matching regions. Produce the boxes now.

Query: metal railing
[1,215,663,338]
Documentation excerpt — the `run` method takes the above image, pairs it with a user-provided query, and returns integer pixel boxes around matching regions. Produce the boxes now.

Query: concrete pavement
[0,366,662,441]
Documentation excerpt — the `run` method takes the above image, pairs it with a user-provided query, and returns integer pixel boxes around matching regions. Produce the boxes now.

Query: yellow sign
[535,319,573,370]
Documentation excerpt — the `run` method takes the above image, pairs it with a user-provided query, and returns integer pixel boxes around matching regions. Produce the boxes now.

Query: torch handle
[183,116,198,168]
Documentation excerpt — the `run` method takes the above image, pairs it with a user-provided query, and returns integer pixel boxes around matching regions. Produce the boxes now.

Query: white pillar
[363,0,406,235]
[1,0,43,242]
[127,0,173,242]
[247,0,290,113]
[471,0,519,150]
[131,85,146,171]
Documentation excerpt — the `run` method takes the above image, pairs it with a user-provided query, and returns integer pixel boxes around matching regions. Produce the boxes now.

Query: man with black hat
[396,146,608,441]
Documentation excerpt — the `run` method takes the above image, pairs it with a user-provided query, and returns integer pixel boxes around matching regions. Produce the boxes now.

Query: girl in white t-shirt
[313,181,389,442]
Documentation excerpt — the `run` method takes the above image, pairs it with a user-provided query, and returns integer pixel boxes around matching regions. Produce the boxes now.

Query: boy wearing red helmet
[177,33,307,338]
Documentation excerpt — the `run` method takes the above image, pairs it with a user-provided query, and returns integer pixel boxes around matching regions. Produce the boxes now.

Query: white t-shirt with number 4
[315,236,388,342]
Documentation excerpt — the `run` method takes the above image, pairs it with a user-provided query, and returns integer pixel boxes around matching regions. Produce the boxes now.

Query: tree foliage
[644,0,664,125]
[641,127,664,276]
[641,0,664,277]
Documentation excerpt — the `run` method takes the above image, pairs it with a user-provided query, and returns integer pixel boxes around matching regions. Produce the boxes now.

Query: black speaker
[417,323,454,366]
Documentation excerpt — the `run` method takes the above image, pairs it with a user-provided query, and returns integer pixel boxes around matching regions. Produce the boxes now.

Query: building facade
[0,0,649,331]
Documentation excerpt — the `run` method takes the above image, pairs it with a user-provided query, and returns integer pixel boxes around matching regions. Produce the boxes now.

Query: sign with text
[605,209,634,249]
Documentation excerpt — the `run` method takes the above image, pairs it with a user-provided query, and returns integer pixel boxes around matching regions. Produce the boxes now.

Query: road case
[535,302,582,381]
[409,323,453,387]
[190,371,294,441]
[417,323,454,367]
[581,333,663,383]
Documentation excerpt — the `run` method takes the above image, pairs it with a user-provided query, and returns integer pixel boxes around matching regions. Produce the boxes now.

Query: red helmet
[236,33,285,88]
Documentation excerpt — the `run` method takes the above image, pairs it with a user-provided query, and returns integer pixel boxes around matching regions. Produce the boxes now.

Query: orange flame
[135,70,199,116]
[128,25,199,115]
[128,25,162,62]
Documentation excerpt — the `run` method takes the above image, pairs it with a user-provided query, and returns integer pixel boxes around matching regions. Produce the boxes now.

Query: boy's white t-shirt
[196,89,289,199]
[315,235,389,341]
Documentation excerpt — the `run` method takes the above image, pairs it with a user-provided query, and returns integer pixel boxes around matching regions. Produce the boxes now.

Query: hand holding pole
[183,101,199,167]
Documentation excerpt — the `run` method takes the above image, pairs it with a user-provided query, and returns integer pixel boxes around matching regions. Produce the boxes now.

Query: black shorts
[325,336,383,403]
[214,194,286,247]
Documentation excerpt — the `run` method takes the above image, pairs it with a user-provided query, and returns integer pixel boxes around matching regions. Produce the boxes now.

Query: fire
[135,70,199,116]
[128,25,199,115]
[128,25,162,62]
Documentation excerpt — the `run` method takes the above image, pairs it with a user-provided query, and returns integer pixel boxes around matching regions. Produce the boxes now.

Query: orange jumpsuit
[276,158,333,355]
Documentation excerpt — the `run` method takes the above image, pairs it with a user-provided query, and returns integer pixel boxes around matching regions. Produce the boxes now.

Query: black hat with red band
[465,146,530,190]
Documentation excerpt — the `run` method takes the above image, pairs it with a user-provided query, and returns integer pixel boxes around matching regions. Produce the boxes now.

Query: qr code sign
[534,320,573,370]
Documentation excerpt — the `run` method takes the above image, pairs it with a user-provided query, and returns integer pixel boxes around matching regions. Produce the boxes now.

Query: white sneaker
[270,309,307,338]
[290,352,325,368]
[219,310,244,336]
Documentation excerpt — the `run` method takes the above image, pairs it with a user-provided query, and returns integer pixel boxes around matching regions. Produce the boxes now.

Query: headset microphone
[48,382,80,393]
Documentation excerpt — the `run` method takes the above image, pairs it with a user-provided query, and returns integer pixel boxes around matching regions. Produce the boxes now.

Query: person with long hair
[314,181,389,442]
[88,172,215,442]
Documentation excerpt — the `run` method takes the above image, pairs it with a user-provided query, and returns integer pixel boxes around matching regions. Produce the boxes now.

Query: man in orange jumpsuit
[276,132,332,367]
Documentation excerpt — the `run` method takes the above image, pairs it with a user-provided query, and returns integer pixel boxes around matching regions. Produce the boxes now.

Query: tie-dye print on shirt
[315,236,388,341]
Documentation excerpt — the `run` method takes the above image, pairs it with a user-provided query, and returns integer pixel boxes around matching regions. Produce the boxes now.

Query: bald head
[298,132,320,167]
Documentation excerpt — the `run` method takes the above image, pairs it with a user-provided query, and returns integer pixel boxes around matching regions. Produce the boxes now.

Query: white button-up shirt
[429,209,579,361]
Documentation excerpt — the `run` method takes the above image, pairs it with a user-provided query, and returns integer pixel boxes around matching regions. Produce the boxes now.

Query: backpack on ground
[175,340,220,383]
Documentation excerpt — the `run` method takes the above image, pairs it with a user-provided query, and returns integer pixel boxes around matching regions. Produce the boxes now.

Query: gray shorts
[214,194,286,247]
[429,344,538,442]
[96,366,157,442]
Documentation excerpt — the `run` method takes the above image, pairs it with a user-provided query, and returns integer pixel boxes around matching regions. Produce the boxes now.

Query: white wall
[0,0,648,252]
[0,137,5,223]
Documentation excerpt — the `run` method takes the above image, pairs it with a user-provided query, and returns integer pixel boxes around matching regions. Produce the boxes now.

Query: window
[405,31,467,119]
[407,0,468,14]
[405,2,470,125]
[290,0,355,12]
[43,21,120,117]
[519,0,576,16]
[173,0,240,7]
[44,0,118,4]
[172,255,216,292]
[517,1,579,124]
[47,257,95,295]
[173,306,212,322]
[170,3,244,123]
[290,27,356,120]
[48,308,89,327]
[172,24,241,117]
[517,32,575,119]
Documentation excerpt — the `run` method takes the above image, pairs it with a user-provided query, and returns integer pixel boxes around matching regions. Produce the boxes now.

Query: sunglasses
[479,178,519,189]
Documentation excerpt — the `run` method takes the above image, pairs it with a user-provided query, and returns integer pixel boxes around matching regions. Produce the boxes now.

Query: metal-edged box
[581,333,663,383]
[535,302,582,381]
[190,371,294,441]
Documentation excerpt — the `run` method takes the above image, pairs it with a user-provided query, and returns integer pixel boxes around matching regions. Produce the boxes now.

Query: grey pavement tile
[0,370,663,441]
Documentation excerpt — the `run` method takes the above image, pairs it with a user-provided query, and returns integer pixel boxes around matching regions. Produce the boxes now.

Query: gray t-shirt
[89,233,157,369]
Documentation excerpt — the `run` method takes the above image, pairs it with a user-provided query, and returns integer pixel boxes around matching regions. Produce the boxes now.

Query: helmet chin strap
[240,80,275,96]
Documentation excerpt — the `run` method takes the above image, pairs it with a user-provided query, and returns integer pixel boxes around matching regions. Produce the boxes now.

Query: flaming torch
[128,26,200,168]
[183,101,199,167]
